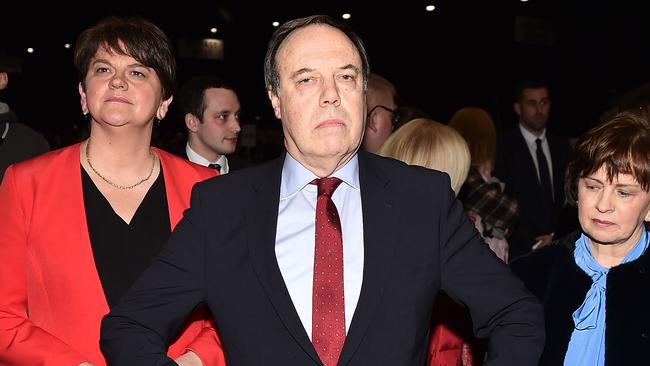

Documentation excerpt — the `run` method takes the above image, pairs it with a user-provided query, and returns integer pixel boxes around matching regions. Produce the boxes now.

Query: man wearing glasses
[362,73,399,153]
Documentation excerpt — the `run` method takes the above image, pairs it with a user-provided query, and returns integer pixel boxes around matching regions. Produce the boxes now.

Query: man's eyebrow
[339,64,360,74]
[289,64,360,80]
[290,68,315,80]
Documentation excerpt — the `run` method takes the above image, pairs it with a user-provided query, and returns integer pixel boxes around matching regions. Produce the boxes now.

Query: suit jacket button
[639,267,646,275]
[641,332,649,339]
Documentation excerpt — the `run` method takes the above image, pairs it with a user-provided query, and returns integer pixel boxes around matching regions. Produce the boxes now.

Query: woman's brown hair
[565,112,650,205]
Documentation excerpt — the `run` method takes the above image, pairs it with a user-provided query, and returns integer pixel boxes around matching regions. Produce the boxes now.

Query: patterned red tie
[311,177,345,366]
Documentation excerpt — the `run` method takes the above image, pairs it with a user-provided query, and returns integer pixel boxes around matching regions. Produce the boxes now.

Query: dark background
[1,0,648,154]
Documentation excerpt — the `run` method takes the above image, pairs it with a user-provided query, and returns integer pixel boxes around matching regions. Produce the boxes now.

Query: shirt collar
[280,153,360,200]
[519,123,546,148]
[186,142,229,172]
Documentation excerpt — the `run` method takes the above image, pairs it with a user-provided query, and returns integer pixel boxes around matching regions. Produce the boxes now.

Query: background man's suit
[495,128,570,259]
[101,151,544,365]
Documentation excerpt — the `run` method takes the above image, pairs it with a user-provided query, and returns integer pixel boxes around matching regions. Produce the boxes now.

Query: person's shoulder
[0,109,19,124]
[359,151,454,199]
[227,154,254,171]
[6,122,49,149]
[361,151,449,181]
[14,144,73,167]
[10,121,43,135]
[196,155,283,191]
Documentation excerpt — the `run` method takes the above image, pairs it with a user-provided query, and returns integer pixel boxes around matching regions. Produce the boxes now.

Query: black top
[82,166,171,308]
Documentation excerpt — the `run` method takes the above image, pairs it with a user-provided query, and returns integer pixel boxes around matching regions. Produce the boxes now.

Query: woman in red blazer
[0,17,224,366]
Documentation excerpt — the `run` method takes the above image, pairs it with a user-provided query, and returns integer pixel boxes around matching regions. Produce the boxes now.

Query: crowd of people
[1,14,649,366]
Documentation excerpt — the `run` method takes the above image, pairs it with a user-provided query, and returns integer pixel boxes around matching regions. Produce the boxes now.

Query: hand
[533,233,554,250]
[175,351,204,366]
[485,236,509,263]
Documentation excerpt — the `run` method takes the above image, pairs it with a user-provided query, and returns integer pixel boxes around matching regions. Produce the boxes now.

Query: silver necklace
[85,139,156,190]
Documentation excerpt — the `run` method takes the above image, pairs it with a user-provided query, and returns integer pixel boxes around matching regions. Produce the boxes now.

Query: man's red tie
[311,177,345,366]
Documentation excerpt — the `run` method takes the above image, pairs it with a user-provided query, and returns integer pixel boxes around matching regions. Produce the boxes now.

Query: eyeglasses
[367,105,400,131]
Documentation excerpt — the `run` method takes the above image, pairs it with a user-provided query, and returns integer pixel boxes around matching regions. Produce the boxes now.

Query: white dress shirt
[519,124,554,195]
[275,153,364,339]
[185,143,229,174]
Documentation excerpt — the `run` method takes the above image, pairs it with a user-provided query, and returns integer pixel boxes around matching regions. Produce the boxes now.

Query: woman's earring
[153,117,161,126]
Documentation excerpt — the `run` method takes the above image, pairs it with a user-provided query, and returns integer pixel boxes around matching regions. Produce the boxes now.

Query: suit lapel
[157,148,185,228]
[339,152,397,366]
[514,129,541,184]
[244,156,322,364]
[547,135,566,204]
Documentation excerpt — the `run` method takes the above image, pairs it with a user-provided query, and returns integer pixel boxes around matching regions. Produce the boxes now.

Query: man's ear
[366,112,378,133]
[267,87,282,119]
[513,101,521,116]
[185,113,201,132]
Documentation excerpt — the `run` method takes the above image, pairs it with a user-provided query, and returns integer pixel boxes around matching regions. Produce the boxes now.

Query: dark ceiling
[1,0,648,146]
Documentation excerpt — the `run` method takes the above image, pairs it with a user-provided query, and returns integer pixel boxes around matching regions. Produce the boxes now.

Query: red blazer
[0,144,225,365]
[427,293,464,366]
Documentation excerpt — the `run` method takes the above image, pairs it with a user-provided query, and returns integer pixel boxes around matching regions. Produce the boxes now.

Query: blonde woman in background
[378,118,469,195]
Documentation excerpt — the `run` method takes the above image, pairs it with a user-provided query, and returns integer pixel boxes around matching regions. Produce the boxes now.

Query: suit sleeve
[100,183,216,365]
[436,174,545,365]
[0,166,88,365]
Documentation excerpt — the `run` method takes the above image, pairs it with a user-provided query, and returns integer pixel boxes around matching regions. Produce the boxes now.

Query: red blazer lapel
[155,147,217,229]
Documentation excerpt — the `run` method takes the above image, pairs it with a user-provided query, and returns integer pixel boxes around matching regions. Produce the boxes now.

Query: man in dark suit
[177,75,244,174]
[494,80,571,259]
[100,15,544,366]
